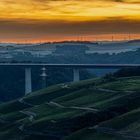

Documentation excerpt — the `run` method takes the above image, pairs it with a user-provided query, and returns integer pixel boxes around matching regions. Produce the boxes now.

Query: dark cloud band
[0,18,139,37]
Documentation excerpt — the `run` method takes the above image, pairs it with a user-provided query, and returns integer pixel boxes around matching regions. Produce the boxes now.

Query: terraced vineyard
[0,76,140,140]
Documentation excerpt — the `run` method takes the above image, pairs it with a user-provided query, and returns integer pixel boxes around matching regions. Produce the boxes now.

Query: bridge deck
[0,63,140,69]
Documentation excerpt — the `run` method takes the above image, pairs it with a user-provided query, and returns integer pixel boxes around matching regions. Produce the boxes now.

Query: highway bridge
[0,63,140,95]
[0,63,140,68]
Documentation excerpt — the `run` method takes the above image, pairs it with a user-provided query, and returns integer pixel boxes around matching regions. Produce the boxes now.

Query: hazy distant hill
[0,40,140,61]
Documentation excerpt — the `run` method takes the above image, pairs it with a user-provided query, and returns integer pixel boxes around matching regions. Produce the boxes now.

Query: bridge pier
[25,67,32,95]
[73,68,80,82]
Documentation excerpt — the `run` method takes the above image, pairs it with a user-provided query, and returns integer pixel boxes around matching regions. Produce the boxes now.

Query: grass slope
[0,76,140,140]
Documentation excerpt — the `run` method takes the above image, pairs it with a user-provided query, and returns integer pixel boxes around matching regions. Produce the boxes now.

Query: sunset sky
[0,0,140,42]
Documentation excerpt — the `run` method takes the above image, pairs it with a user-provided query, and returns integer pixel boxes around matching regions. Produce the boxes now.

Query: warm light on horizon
[0,34,139,44]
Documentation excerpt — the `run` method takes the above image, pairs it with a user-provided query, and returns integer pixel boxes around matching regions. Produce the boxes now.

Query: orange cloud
[0,0,139,20]
[0,0,139,42]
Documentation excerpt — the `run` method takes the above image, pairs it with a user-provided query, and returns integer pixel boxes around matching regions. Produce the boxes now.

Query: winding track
[18,98,34,107]
[47,101,99,112]
[89,125,140,140]
[19,111,36,122]
[18,98,36,132]
[18,98,36,122]
[96,88,135,94]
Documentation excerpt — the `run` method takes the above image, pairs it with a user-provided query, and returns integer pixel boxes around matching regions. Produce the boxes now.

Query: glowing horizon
[0,34,139,44]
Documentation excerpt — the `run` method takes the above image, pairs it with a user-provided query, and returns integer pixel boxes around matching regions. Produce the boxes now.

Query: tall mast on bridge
[40,67,47,88]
